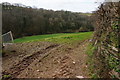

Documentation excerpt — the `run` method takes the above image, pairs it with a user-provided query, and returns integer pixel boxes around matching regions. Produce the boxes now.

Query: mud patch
[2,40,90,78]
[2,42,59,78]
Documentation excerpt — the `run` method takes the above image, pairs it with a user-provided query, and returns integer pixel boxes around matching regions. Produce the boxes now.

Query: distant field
[14,32,93,44]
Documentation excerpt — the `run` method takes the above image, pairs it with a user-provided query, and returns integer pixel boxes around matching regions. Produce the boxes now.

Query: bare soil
[2,40,90,78]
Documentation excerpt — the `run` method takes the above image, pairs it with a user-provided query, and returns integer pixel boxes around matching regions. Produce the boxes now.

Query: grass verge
[86,42,99,78]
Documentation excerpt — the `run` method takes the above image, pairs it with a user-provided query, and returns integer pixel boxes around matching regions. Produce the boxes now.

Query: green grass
[86,43,95,56]
[14,32,93,44]
[80,13,92,16]
[86,42,99,78]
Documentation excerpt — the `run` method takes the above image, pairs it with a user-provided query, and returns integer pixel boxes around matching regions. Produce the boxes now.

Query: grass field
[14,32,93,44]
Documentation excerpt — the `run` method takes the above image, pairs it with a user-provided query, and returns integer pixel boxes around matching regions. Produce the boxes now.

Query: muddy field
[2,40,90,79]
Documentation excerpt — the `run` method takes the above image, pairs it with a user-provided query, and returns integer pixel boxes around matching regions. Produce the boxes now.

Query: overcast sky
[0,0,105,12]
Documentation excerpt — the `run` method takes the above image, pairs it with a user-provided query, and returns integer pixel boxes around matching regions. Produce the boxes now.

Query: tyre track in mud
[52,56,73,78]
[3,44,59,78]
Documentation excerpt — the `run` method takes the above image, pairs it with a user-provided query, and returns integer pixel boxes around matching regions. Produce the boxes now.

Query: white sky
[0,0,105,12]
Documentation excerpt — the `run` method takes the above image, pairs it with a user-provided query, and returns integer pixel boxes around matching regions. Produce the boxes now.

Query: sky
[0,0,105,13]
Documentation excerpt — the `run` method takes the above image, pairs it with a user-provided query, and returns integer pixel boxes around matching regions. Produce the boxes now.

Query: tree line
[2,2,94,38]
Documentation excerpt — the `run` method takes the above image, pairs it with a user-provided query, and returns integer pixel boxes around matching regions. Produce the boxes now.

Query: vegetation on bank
[93,2,119,78]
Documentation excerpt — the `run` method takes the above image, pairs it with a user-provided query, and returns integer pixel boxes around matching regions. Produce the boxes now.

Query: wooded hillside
[2,2,94,38]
